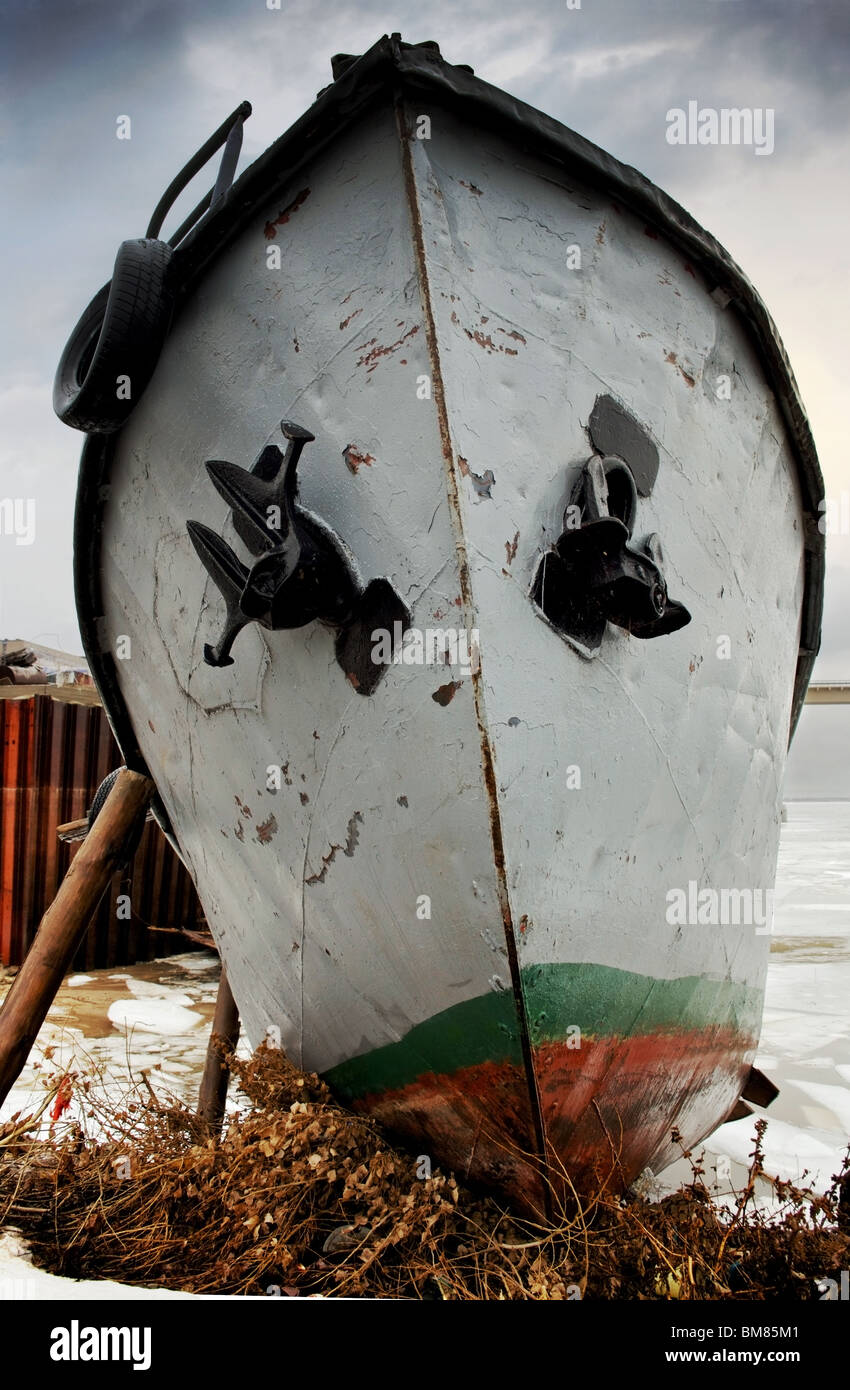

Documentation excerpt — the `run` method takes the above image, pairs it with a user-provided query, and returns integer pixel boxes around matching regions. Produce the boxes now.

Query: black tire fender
[53,238,174,434]
[87,767,122,827]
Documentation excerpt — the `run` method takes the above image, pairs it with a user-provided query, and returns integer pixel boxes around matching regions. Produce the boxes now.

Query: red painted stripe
[348,1025,753,1214]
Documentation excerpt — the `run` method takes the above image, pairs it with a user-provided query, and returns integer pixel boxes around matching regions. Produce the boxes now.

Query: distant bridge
[805,683,850,705]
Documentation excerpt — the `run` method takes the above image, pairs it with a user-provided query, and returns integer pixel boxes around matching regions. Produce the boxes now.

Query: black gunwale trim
[73,32,823,813]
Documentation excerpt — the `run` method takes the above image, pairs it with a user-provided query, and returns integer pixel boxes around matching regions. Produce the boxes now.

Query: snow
[0,952,231,1133]
[0,1232,194,1300]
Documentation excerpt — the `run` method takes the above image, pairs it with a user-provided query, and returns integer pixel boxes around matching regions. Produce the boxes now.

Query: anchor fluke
[205,459,289,556]
[186,519,252,666]
[186,519,248,601]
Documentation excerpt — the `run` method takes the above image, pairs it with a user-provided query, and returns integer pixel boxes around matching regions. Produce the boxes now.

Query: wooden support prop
[198,967,240,1136]
[0,768,155,1110]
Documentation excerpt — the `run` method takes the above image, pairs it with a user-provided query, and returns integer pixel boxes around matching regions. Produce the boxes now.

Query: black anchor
[187,421,410,694]
[532,454,691,653]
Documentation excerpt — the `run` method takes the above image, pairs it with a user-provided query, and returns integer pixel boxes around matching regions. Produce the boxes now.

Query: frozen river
[659,800,850,1196]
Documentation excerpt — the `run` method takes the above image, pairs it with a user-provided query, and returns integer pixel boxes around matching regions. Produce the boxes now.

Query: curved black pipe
[145,100,251,240]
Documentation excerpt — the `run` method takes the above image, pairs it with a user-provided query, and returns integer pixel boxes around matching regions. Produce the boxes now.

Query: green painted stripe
[327,984,526,1098]
[522,962,761,1046]
[324,962,763,1100]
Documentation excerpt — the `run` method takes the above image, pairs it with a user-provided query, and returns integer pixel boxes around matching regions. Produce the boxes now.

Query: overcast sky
[1,0,847,790]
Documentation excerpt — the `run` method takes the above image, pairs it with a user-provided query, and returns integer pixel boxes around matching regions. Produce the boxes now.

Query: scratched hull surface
[72,40,822,1209]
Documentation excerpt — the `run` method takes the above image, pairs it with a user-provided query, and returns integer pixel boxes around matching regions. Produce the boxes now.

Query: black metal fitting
[533,455,691,653]
[187,421,410,694]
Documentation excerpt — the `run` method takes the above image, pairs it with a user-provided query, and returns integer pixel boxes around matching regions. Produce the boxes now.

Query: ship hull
[70,39,823,1211]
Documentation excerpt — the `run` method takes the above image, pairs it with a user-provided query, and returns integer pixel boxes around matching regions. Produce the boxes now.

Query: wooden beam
[198,968,240,1136]
[57,809,156,843]
[0,768,156,1109]
[805,684,850,705]
[0,684,101,705]
[56,817,89,843]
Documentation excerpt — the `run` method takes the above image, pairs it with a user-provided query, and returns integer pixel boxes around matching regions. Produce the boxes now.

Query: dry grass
[1,1042,848,1299]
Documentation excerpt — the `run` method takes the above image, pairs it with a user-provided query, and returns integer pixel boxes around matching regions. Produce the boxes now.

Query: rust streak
[264,188,310,239]
[255,814,278,845]
[465,328,497,352]
[342,443,375,475]
[355,325,420,372]
[665,350,696,388]
[463,326,523,356]
[432,680,462,706]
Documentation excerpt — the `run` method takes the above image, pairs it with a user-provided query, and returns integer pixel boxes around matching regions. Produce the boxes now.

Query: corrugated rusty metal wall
[0,692,204,967]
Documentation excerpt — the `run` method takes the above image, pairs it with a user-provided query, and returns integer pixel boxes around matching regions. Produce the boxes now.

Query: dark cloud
[509,0,850,187]
[3,0,190,84]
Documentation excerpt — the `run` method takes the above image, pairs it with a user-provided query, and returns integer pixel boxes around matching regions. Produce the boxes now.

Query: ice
[712,1116,842,1192]
[165,952,219,973]
[771,802,850,940]
[120,977,195,1006]
[658,802,850,1196]
[107,1000,204,1035]
[789,1080,850,1136]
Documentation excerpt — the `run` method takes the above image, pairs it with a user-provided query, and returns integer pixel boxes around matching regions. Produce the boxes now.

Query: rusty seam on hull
[395,96,550,1204]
